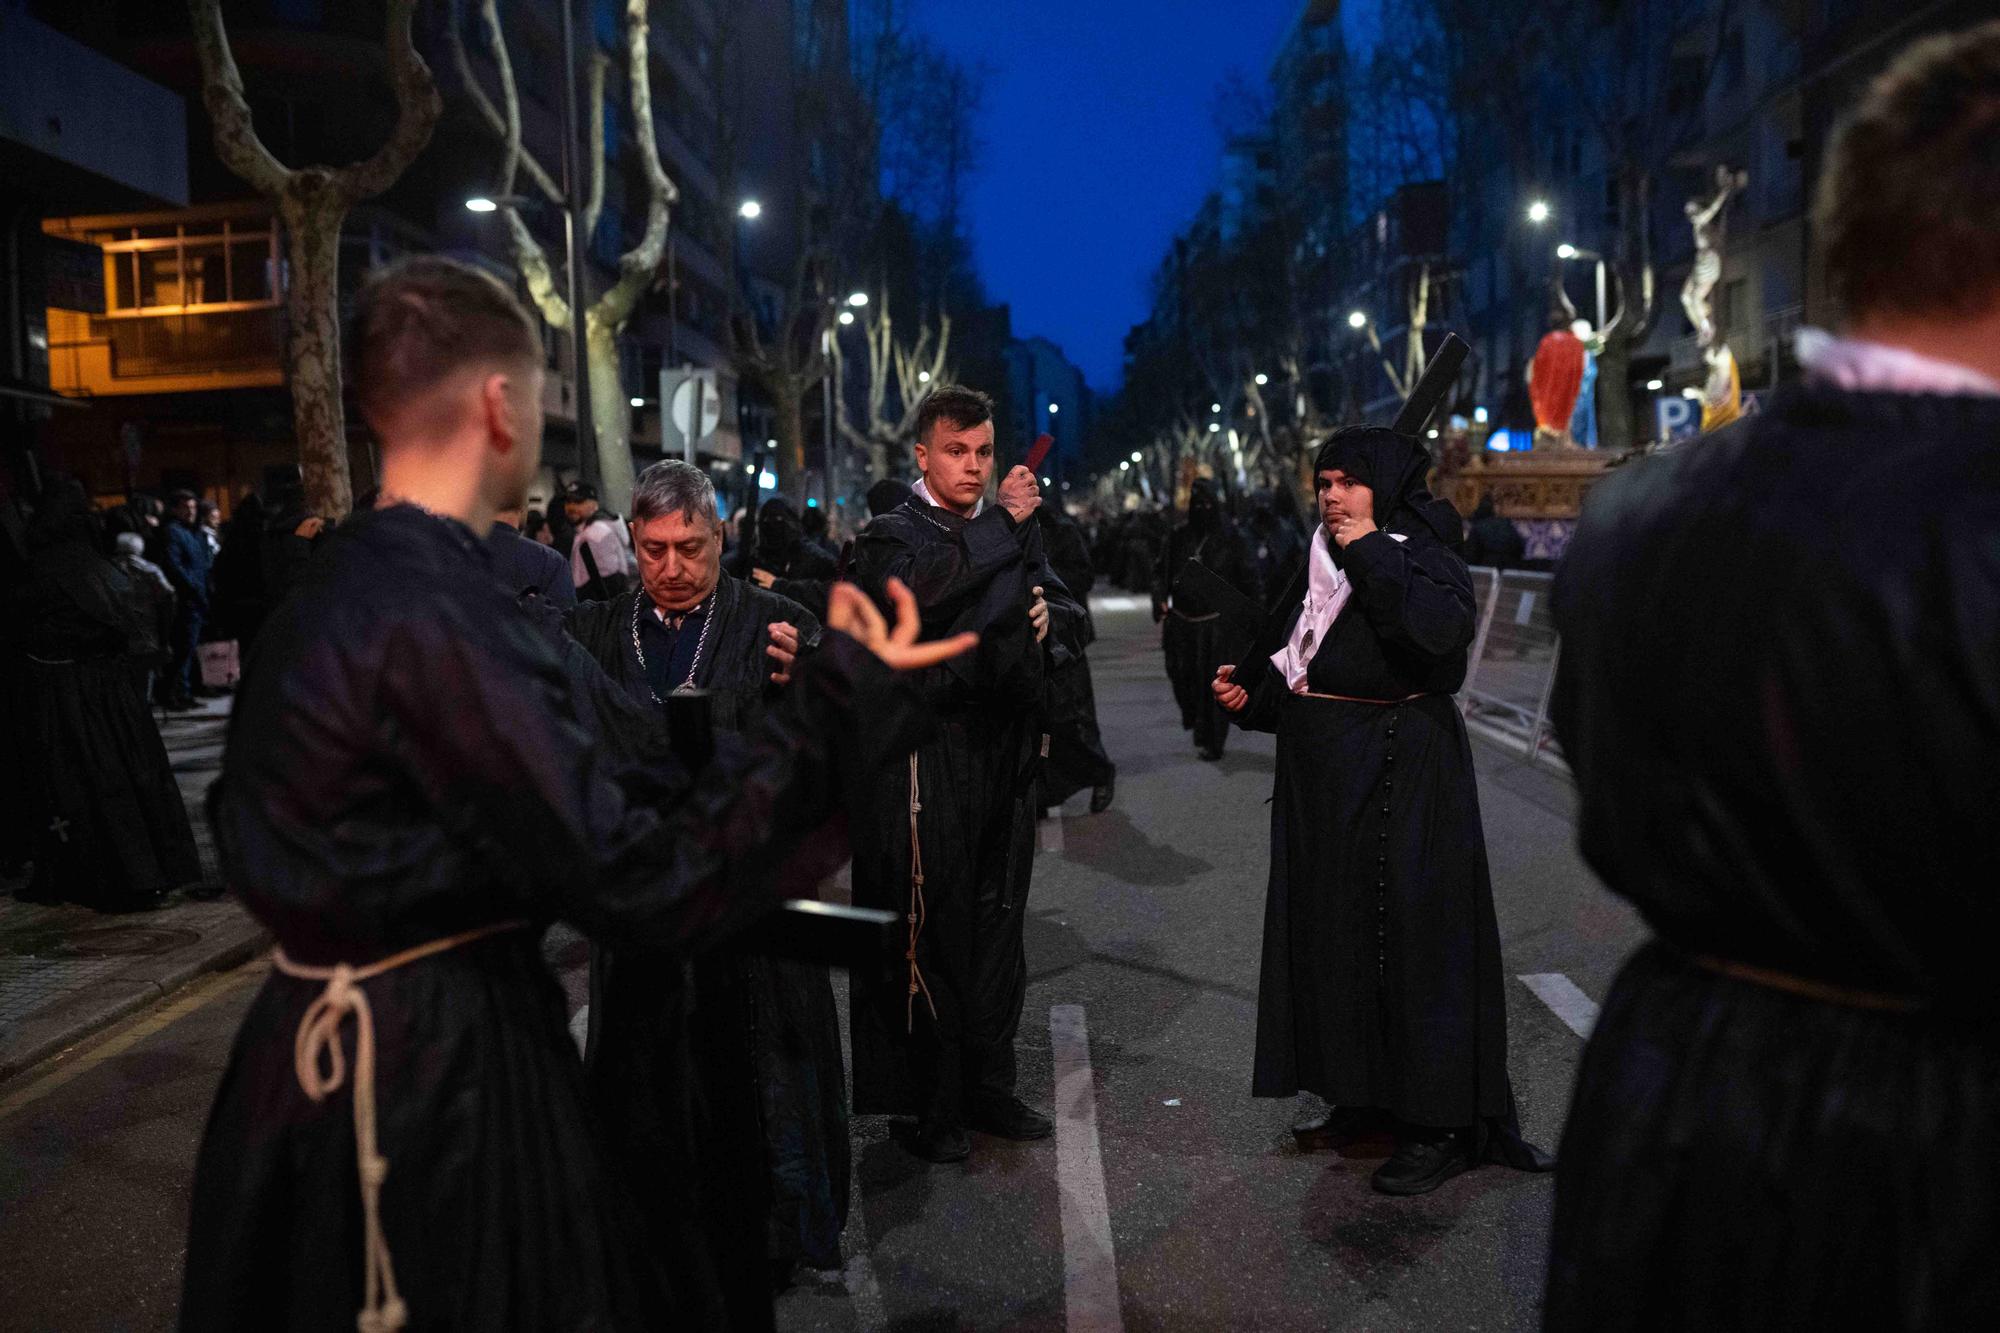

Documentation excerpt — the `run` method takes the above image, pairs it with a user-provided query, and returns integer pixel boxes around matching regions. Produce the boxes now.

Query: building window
[99,218,281,317]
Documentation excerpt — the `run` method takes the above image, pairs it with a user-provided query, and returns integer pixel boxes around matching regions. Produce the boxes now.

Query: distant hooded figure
[866,478,915,521]
[1213,425,1551,1196]
[1155,478,1261,761]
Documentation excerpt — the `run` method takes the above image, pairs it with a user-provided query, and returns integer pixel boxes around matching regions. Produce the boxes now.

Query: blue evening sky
[911,1,1323,390]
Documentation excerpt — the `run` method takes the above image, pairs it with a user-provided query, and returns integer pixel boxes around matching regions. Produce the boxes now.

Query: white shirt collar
[911,476,984,518]
[1795,328,2000,398]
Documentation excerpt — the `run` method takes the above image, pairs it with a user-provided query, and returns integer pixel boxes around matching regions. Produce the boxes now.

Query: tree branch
[335,0,442,204]
[592,0,680,331]
[456,0,563,204]
[581,52,609,240]
[187,0,291,196]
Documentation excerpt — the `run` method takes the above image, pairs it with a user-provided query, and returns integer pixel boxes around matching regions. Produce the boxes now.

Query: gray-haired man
[566,460,848,1309]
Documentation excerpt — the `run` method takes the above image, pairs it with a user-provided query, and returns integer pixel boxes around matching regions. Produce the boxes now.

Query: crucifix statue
[1681,165,1750,350]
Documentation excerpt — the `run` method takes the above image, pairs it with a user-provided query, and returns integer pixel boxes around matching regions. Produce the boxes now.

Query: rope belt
[1689,952,1928,1014]
[905,752,937,1032]
[1296,689,1433,705]
[1169,609,1221,622]
[272,919,530,1333]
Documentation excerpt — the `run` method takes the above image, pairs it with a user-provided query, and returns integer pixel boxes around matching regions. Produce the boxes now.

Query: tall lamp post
[1556,242,1610,334]
[823,289,867,516]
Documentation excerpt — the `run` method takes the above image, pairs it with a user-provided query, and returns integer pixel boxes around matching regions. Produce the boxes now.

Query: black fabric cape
[1156,515,1262,757]
[568,576,849,1289]
[846,498,1085,1120]
[181,506,927,1332]
[3,529,200,909]
[1037,508,1114,804]
[1543,385,2000,1329]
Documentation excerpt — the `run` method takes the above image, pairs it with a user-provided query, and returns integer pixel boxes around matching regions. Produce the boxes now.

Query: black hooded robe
[568,575,851,1295]
[1157,490,1263,758]
[1037,506,1115,805]
[180,506,927,1332]
[1233,430,1546,1163]
[3,489,201,910]
[847,497,1085,1123]
[1543,385,2000,1329]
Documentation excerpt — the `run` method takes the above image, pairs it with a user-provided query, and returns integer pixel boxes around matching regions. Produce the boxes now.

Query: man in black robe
[179,257,973,1332]
[3,480,201,911]
[1037,502,1116,813]
[849,384,1087,1163]
[1156,478,1262,760]
[1215,426,1550,1195]
[1544,26,2000,1326]
[567,459,846,1312]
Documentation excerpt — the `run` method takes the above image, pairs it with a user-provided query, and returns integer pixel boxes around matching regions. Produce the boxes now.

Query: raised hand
[827,578,977,672]
[766,620,802,685]
[998,466,1042,524]
[1029,585,1050,643]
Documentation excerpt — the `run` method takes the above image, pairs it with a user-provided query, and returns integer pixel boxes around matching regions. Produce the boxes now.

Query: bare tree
[188,0,440,518]
[452,0,676,514]
[839,292,952,478]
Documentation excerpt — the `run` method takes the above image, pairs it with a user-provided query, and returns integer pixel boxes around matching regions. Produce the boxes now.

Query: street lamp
[738,199,762,220]
[1347,310,1368,330]
[1555,243,1610,335]
[1556,242,1579,260]
[1645,378,1665,392]
[1254,372,1268,386]
[629,396,644,408]
[465,196,499,213]
[1210,401,1222,413]
[838,309,855,326]
[1120,461,1131,472]
[1527,199,1552,224]
[917,370,931,384]
[1048,402,1060,415]
[847,291,869,307]
[1130,451,1142,463]
[1208,422,1221,433]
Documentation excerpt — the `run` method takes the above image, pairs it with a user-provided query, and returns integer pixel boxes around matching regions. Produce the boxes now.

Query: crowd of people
[0,20,1994,1329]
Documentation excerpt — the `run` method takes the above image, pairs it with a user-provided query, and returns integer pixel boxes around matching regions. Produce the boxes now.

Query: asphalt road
[0,597,1646,1331]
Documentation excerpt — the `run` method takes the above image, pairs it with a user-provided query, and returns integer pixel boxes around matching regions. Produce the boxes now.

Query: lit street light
[465,196,498,213]
[738,199,762,220]
[917,370,931,384]
[847,291,869,307]
[629,396,644,408]
[1527,199,1552,224]
[838,310,855,325]
[1210,401,1222,413]
[1347,310,1368,330]
[1474,406,1489,424]
[1556,242,1579,260]
[1646,378,1665,391]
[1254,373,1268,386]
[1120,461,1131,472]
[1049,403,1060,414]
[1130,451,1142,463]
[1208,423,1221,433]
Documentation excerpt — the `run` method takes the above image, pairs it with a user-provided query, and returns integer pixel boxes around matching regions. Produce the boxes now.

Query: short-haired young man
[179,256,972,1331]
[847,384,1086,1162]
[1544,22,2000,1327]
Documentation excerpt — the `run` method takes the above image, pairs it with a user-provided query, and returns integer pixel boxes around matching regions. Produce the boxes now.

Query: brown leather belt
[1689,952,1927,1014]
[1295,690,1433,705]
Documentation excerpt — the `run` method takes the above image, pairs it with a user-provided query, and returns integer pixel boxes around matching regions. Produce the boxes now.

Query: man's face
[914,418,995,514]
[633,509,722,613]
[1316,469,1373,533]
[173,497,198,525]
[565,497,597,525]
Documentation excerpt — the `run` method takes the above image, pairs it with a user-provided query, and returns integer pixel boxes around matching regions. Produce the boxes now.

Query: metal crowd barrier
[1460,567,1567,772]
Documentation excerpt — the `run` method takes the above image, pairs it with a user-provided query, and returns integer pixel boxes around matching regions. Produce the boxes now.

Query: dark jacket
[488,520,576,609]
[162,519,212,614]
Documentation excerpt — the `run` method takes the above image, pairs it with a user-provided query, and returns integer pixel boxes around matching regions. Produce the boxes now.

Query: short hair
[915,384,994,444]
[631,460,719,530]
[353,256,542,432]
[115,531,145,557]
[167,489,197,506]
[1817,21,2000,323]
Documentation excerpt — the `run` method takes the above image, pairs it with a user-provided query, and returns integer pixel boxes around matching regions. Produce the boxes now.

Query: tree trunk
[1598,333,1634,452]
[868,437,892,480]
[279,189,352,518]
[584,314,635,514]
[772,382,807,503]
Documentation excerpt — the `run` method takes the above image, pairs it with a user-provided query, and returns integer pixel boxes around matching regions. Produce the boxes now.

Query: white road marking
[1051,1004,1124,1332]
[1090,595,1149,614]
[1518,972,1599,1039]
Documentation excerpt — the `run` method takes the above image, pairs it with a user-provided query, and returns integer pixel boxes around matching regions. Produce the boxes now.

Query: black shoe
[903,1118,971,1163]
[1089,776,1115,813]
[1196,745,1223,762]
[968,1096,1054,1141]
[1292,1106,1393,1154]
[1371,1130,1473,1196]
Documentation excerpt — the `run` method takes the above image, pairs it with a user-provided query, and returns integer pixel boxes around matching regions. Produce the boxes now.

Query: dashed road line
[1051,1003,1123,1332]
[1518,972,1599,1039]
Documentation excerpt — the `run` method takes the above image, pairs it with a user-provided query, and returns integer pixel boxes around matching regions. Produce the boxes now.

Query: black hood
[1313,425,1459,544]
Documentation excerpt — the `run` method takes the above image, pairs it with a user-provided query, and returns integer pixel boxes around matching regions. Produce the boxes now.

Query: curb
[0,916,270,1086]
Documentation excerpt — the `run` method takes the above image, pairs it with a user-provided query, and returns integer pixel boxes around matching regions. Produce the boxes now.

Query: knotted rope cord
[629,592,716,703]
[905,751,937,1031]
[272,919,529,1333]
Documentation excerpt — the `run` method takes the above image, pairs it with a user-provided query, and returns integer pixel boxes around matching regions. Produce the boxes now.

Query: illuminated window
[99,218,281,318]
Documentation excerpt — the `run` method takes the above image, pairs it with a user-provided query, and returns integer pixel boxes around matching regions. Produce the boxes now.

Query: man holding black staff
[179,256,973,1332]
[848,384,1086,1163]
[567,458,845,1311]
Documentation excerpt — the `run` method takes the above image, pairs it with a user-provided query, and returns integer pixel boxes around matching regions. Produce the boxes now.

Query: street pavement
[0,596,1647,1331]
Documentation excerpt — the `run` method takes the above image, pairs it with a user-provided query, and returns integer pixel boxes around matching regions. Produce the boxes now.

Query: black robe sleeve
[1339,530,1477,662]
[853,506,1027,622]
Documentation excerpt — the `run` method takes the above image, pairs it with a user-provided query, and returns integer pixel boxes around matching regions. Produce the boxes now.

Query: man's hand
[295,516,326,540]
[998,466,1042,525]
[1029,585,1050,643]
[1212,663,1249,714]
[827,578,977,672]
[1330,512,1378,549]
[766,620,802,685]
[749,568,778,589]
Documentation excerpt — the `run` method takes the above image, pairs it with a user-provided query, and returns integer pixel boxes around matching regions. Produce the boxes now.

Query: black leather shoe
[1196,745,1223,762]
[968,1097,1054,1141]
[1089,776,1115,813]
[903,1118,971,1163]
[1371,1131,1473,1196]
[1292,1106,1393,1154]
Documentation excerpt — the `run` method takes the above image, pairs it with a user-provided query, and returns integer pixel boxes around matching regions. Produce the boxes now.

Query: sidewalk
[0,696,267,1083]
